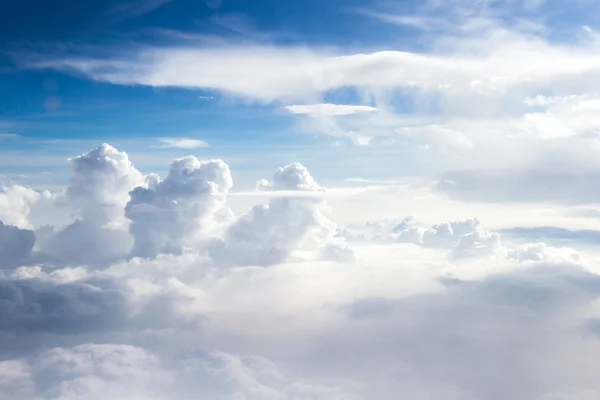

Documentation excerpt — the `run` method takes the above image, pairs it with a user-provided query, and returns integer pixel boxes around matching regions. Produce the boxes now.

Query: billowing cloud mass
[66,143,144,225]
[214,162,352,266]
[0,222,35,268]
[33,144,143,265]
[126,156,232,257]
[1,143,600,400]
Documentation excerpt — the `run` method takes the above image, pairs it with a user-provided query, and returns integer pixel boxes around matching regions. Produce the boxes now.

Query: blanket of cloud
[0,142,599,400]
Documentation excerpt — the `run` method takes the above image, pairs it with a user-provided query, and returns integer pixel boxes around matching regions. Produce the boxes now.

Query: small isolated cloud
[256,162,325,191]
[284,104,378,117]
[154,137,210,149]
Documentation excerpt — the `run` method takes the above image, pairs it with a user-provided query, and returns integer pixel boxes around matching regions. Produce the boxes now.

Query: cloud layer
[1,144,600,399]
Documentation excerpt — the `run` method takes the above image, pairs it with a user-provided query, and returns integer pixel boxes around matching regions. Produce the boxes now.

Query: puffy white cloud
[66,143,144,225]
[0,184,54,229]
[31,144,144,266]
[342,217,502,258]
[506,242,584,264]
[126,156,233,258]
[31,343,170,400]
[257,162,324,192]
[215,163,353,266]
[210,197,347,266]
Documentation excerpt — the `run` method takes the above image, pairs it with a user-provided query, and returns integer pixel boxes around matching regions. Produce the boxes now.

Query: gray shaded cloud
[0,222,35,269]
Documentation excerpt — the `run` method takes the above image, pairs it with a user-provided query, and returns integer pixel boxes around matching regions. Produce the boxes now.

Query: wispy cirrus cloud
[0,133,20,139]
[285,103,378,116]
[107,0,174,20]
[153,137,210,149]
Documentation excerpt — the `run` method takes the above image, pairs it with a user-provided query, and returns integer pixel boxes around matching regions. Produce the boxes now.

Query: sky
[5,0,600,399]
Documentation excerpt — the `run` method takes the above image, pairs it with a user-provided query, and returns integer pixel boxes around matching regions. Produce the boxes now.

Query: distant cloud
[352,9,440,30]
[285,104,378,117]
[346,177,406,185]
[0,133,21,139]
[107,0,173,20]
[153,137,210,149]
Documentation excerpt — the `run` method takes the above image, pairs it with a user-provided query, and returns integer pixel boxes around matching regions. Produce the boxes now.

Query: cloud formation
[126,156,232,258]
[0,222,35,269]
[256,162,324,192]
[0,143,598,400]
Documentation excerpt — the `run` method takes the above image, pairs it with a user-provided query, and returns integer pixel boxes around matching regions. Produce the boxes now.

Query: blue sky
[3,0,600,190]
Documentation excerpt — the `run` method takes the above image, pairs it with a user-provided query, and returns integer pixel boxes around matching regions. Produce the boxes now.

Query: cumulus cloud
[29,344,170,400]
[66,143,144,225]
[210,196,353,266]
[256,162,324,192]
[506,242,584,264]
[0,184,54,229]
[214,162,353,266]
[126,156,233,258]
[32,144,144,266]
[342,217,502,258]
[3,143,600,399]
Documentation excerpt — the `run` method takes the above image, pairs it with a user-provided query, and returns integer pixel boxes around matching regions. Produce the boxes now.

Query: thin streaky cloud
[107,0,174,20]
[285,104,378,117]
[153,137,210,149]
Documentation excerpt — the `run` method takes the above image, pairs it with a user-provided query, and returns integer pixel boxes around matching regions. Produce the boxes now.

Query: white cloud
[66,143,144,225]
[284,104,378,117]
[214,162,354,266]
[1,144,600,399]
[126,156,233,258]
[30,344,171,399]
[256,162,324,192]
[342,217,502,259]
[25,13,600,176]
[154,137,210,149]
[507,242,584,264]
[0,185,51,229]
